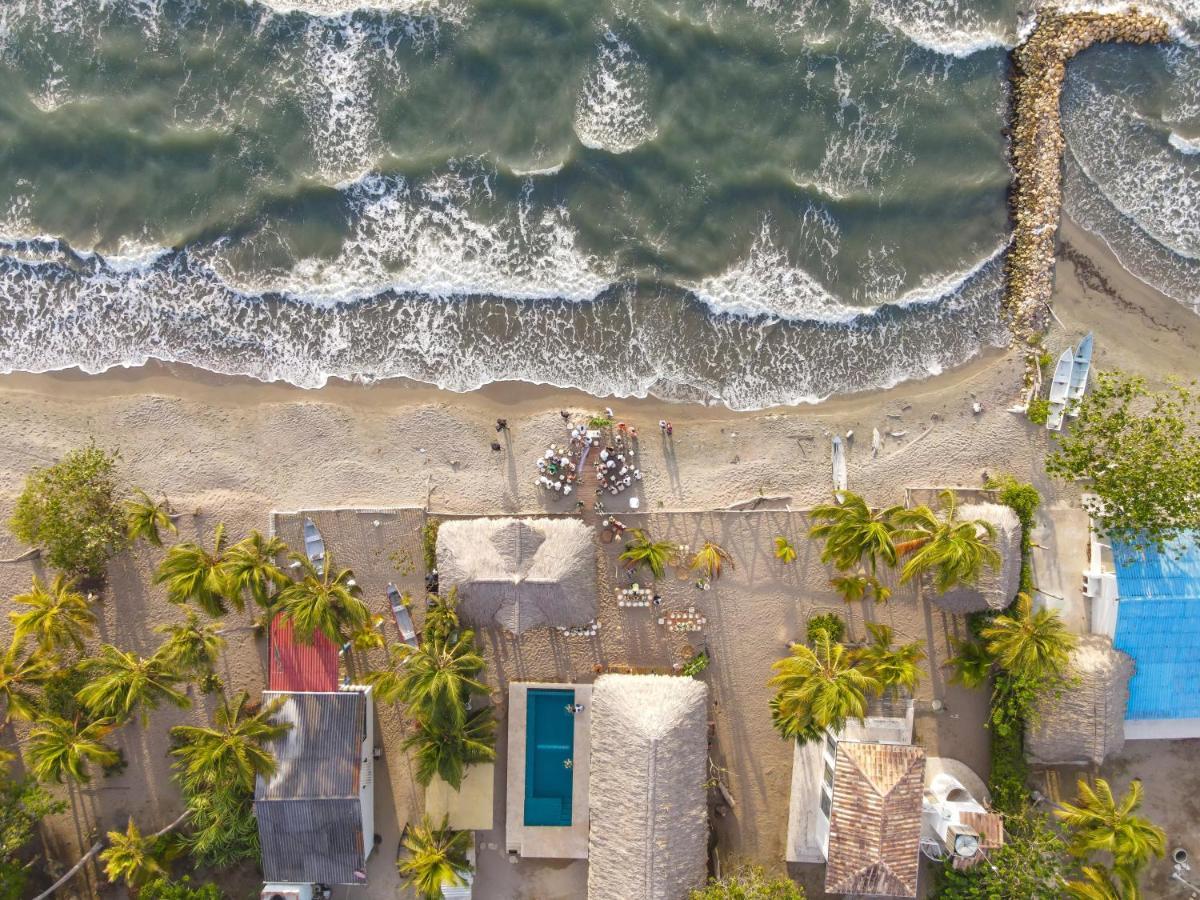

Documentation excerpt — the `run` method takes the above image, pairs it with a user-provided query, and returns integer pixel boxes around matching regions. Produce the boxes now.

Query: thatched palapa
[587,674,708,900]
[929,503,1022,614]
[436,517,595,634]
[1026,634,1133,766]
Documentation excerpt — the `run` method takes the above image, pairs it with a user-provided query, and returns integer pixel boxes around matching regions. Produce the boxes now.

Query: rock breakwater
[1005,7,1170,339]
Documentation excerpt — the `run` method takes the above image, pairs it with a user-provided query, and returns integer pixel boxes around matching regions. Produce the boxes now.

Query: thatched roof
[436,517,596,634]
[1026,635,1133,766]
[587,674,708,900]
[929,503,1023,614]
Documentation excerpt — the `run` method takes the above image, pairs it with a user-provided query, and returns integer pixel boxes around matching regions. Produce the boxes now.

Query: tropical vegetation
[0,636,49,723]
[1,769,65,900]
[1056,778,1166,878]
[76,644,190,724]
[24,716,120,783]
[980,592,1076,682]
[691,541,734,580]
[277,553,369,643]
[690,864,806,898]
[892,490,1000,592]
[99,817,176,895]
[773,536,797,564]
[154,523,233,616]
[170,692,289,793]
[125,489,177,547]
[619,528,677,579]
[853,623,924,696]
[808,490,901,574]
[9,574,96,654]
[398,815,473,899]
[769,632,878,742]
[1046,370,1200,550]
[10,444,128,579]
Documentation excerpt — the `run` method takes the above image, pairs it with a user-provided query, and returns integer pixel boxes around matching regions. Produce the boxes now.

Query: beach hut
[825,742,926,898]
[436,517,596,634]
[928,503,1022,614]
[1026,635,1134,766]
[254,688,375,886]
[587,674,708,900]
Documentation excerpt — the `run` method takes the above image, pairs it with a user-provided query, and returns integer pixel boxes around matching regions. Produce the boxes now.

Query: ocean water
[0,0,1195,408]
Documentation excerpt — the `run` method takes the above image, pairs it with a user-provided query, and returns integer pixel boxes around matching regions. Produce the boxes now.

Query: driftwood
[0,547,41,564]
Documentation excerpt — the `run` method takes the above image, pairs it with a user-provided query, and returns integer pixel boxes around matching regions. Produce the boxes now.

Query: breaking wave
[574,29,658,154]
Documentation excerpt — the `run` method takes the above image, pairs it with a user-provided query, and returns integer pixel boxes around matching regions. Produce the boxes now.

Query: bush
[1025,397,1050,425]
[10,445,128,579]
[805,613,845,645]
[681,650,710,677]
[932,813,1068,899]
[1,772,66,900]
[141,877,226,900]
[988,724,1030,816]
[689,864,805,899]
[421,518,440,573]
[987,474,1041,597]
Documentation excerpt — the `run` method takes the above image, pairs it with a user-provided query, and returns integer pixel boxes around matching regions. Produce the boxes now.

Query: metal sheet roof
[269,614,340,693]
[1113,533,1200,720]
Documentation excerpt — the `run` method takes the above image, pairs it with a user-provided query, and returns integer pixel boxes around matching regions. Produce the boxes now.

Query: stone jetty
[1005,7,1170,340]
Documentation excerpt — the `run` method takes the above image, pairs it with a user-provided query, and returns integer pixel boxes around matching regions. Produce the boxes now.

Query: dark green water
[0,0,1195,407]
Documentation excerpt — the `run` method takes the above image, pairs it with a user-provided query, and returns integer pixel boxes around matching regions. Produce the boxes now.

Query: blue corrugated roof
[1113,533,1200,720]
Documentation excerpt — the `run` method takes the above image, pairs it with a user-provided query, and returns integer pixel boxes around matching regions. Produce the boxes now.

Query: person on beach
[666,421,673,436]
[560,410,571,422]
[659,419,667,432]
[496,418,508,432]
[491,441,501,452]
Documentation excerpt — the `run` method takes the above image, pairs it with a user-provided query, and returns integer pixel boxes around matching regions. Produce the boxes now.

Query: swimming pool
[524,688,575,827]
[1113,533,1200,719]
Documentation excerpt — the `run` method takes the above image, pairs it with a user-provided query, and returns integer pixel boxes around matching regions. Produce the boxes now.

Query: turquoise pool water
[524,688,575,827]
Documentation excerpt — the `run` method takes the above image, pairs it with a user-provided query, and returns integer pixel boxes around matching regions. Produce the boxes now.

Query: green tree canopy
[0,637,50,723]
[1046,371,1200,550]
[154,523,234,617]
[9,574,96,655]
[934,813,1071,899]
[170,692,288,794]
[398,815,473,900]
[690,864,806,899]
[808,490,902,574]
[277,553,369,644]
[619,529,677,579]
[1056,778,1166,874]
[76,645,190,725]
[125,489,177,548]
[10,445,128,579]
[980,593,1075,682]
[893,490,1001,593]
[25,716,119,783]
[769,632,878,742]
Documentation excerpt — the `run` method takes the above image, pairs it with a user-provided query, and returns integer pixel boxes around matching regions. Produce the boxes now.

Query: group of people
[536,445,578,496]
[596,424,641,496]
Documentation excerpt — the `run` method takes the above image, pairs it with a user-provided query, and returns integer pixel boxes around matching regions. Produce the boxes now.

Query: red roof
[269,614,339,692]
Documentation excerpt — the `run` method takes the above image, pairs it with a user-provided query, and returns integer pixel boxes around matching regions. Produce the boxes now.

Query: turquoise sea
[0,0,1196,407]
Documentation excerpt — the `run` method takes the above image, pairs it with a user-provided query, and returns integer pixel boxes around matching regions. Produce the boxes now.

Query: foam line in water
[574,28,658,154]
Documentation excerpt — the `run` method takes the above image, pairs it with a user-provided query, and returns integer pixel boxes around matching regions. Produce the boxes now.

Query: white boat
[1066,333,1093,416]
[387,583,419,649]
[1045,346,1074,432]
[872,428,883,457]
[302,516,326,576]
[832,436,848,493]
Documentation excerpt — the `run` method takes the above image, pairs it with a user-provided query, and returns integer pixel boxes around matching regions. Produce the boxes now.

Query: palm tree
[170,691,290,793]
[618,529,677,580]
[1065,865,1138,900]
[9,574,96,654]
[76,644,191,724]
[1056,778,1166,873]
[125,489,177,547]
[0,636,50,723]
[424,587,460,642]
[690,541,734,581]
[223,531,289,612]
[404,706,496,789]
[980,593,1075,681]
[831,573,870,603]
[769,632,879,741]
[366,632,486,724]
[892,490,1001,592]
[398,815,473,900]
[25,716,119,783]
[99,817,172,895]
[945,637,993,689]
[854,623,925,696]
[154,612,226,677]
[154,523,233,616]
[808,490,903,574]
[277,553,370,644]
[774,536,797,564]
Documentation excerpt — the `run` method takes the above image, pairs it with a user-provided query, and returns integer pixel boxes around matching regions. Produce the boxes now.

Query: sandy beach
[2,214,1198,899]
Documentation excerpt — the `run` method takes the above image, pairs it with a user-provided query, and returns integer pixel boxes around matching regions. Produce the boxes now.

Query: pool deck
[505,681,592,859]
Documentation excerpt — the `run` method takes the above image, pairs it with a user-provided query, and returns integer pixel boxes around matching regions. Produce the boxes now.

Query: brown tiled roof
[825,742,926,898]
[952,811,1005,870]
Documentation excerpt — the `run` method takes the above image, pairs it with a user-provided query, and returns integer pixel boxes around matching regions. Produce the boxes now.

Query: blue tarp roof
[1113,533,1200,720]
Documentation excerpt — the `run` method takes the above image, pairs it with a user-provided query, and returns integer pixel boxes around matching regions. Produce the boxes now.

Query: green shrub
[1025,397,1050,426]
[681,650,710,678]
[932,813,1067,898]
[142,877,225,900]
[421,518,440,572]
[805,613,845,645]
[10,444,128,579]
[1,772,66,900]
[588,416,613,429]
[690,864,805,899]
[988,723,1030,817]
[987,474,1041,595]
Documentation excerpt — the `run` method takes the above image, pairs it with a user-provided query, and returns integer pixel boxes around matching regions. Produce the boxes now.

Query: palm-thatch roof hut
[436,517,595,634]
[928,503,1022,614]
[1026,635,1134,766]
[587,674,708,900]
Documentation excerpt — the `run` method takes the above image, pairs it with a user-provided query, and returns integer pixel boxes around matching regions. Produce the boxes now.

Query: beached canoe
[1067,332,1093,416]
[387,582,419,648]
[302,516,326,576]
[1045,346,1074,432]
[832,436,848,493]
